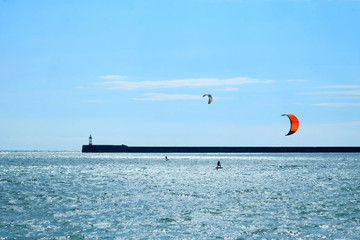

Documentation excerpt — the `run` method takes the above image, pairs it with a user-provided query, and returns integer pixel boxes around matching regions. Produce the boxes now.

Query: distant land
[82,145,360,153]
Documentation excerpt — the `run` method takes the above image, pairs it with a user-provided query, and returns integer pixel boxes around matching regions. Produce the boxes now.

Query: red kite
[282,114,299,136]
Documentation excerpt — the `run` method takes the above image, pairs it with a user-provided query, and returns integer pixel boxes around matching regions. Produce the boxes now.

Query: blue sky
[1,0,360,150]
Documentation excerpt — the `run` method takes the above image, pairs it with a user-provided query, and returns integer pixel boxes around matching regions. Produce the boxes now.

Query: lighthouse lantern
[89,135,93,145]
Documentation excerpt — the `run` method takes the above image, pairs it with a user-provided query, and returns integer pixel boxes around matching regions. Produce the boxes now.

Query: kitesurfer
[217,161,221,168]
[165,156,168,161]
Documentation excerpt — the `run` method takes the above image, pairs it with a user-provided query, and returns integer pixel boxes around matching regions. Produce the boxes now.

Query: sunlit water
[0,151,359,239]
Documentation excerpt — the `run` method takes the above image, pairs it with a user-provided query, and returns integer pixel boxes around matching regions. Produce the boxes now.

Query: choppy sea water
[0,152,359,239]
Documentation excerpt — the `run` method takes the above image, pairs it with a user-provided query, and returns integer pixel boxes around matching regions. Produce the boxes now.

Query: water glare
[1,152,359,239]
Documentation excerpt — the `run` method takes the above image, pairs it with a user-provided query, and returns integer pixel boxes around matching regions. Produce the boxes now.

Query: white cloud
[317,85,360,89]
[313,102,360,107]
[103,77,258,90]
[214,87,239,92]
[100,75,127,80]
[263,80,276,83]
[133,93,203,101]
[303,90,360,95]
[302,84,360,97]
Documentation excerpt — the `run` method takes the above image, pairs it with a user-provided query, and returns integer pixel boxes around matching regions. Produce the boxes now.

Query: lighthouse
[89,135,93,145]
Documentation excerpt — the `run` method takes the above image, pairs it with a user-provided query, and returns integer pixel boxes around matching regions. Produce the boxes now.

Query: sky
[1,0,360,150]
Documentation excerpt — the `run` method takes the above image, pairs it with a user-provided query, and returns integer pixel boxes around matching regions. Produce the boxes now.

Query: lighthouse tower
[89,135,93,145]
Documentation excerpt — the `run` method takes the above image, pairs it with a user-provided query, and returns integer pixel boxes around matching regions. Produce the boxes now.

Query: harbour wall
[82,145,360,153]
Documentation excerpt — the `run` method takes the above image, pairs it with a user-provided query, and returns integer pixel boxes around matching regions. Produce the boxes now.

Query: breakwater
[82,145,360,153]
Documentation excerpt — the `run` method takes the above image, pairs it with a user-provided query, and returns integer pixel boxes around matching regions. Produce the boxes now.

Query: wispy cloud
[100,75,127,80]
[102,77,259,90]
[303,90,360,95]
[317,85,360,89]
[302,84,360,96]
[133,93,203,101]
[263,80,276,84]
[313,103,360,107]
[215,87,239,92]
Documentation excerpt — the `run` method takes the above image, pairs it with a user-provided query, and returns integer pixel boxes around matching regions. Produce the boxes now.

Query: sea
[0,151,359,240]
